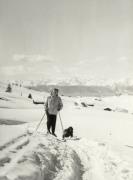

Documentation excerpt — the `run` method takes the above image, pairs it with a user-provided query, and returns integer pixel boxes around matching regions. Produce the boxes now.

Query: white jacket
[45,95,63,115]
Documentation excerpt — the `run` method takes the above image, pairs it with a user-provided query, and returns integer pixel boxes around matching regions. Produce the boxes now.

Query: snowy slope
[0,132,133,180]
[0,82,48,108]
[0,84,133,180]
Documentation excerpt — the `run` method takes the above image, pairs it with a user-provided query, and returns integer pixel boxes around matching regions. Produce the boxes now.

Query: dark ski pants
[46,112,57,134]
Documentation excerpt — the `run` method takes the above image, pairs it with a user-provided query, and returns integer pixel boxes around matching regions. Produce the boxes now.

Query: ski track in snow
[0,133,83,180]
[0,132,133,180]
[68,139,133,180]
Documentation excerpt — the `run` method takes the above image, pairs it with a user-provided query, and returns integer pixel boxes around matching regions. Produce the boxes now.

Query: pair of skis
[46,133,80,142]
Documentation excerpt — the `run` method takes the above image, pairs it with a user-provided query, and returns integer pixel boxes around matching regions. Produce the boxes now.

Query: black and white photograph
[0,0,133,179]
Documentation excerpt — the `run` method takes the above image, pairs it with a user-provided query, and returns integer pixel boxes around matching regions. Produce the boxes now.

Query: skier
[45,88,63,137]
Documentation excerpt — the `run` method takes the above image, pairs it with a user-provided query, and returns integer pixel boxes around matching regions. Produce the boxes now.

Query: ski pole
[58,112,64,133]
[34,112,46,134]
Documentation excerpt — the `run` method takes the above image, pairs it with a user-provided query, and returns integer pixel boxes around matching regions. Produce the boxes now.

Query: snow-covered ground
[0,83,133,180]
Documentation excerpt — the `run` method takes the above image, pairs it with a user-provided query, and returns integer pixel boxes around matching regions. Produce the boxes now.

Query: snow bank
[1,134,133,180]
[0,134,83,180]
[0,92,45,109]
[68,138,133,180]
[0,125,27,148]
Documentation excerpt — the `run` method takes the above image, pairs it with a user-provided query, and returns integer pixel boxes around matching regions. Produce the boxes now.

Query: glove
[57,107,61,111]
[45,108,48,113]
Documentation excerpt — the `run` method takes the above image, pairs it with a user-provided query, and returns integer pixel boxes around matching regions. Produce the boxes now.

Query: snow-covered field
[0,84,133,180]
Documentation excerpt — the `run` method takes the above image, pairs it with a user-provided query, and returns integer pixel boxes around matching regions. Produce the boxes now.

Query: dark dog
[62,127,73,139]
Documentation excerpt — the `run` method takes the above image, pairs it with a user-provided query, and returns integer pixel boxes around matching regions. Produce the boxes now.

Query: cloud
[117,56,128,63]
[0,65,36,77]
[0,65,25,75]
[13,54,54,63]
[52,66,62,73]
[0,64,60,80]
[78,59,89,65]
[77,56,105,67]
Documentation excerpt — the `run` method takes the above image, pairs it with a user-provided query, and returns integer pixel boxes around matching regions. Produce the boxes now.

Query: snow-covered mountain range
[1,78,133,96]
[2,77,133,87]
[22,78,133,96]
[21,77,133,87]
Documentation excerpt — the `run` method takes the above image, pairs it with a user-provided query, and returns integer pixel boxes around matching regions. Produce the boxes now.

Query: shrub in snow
[95,98,102,101]
[6,83,12,93]
[104,107,112,111]
[74,102,78,106]
[28,93,32,99]
[81,102,88,107]
[115,108,128,113]
[88,104,94,107]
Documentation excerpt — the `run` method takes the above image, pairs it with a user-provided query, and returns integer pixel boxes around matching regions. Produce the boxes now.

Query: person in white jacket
[45,88,63,137]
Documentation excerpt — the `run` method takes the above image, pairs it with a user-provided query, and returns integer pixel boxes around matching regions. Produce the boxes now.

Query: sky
[0,0,133,81]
